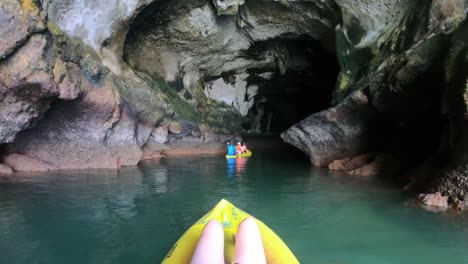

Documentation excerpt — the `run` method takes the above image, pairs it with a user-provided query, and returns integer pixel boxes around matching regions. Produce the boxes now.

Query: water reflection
[227,158,235,177]
[1,153,468,264]
[226,158,248,177]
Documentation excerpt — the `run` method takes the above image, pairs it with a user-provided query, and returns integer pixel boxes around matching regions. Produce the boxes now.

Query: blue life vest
[226,145,236,156]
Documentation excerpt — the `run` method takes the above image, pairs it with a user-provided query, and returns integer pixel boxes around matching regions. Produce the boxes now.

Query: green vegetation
[47,21,63,36]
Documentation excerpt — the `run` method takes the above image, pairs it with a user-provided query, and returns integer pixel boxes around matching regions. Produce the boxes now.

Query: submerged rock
[345,154,405,178]
[328,152,376,171]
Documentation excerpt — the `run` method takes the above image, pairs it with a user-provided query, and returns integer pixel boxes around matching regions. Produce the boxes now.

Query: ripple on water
[1,151,468,264]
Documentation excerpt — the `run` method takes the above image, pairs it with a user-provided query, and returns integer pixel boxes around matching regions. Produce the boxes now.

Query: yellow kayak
[226,150,252,159]
[161,199,299,264]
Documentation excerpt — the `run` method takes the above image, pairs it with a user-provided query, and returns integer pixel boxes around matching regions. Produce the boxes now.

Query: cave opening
[242,36,339,134]
[122,0,341,135]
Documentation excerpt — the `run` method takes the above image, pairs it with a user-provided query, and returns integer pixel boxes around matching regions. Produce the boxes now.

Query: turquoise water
[1,149,468,264]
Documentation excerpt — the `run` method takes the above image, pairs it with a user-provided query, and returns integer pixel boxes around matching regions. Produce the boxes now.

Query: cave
[242,37,339,133]
[123,0,340,135]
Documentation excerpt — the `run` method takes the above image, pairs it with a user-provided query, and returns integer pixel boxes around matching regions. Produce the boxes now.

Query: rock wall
[0,0,240,171]
[282,0,468,210]
[5,0,336,172]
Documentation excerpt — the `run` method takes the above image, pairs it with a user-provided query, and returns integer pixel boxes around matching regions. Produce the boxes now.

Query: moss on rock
[47,21,63,37]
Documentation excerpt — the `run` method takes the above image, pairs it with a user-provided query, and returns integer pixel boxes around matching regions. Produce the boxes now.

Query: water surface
[1,149,467,264]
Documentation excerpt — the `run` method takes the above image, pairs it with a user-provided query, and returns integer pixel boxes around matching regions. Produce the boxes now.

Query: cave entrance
[243,36,339,134]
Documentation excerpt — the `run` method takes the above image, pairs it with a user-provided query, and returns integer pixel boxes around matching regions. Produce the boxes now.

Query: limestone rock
[418,192,449,208]
[4,153,56,172]
[53,58,83,100]
[345,154,403,178]
[151,126,168,144]
[0,0,46,59]
[0,34,58,143]
[0,164,13,175]
[429,0,466,34]
[452,198,468,211]
[211,0,245,16]
[204,73,258,116]
[281,91,383,166]
[328,152,376,171]
[7,78,143,170]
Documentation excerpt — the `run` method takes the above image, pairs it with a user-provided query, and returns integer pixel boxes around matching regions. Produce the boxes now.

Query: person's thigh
[232,217,266,264]
[190,220,225,264]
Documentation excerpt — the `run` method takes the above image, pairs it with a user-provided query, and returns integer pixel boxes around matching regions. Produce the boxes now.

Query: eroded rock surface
[0,0,46,59]
[0,164,13,175]
[281,91,383,166]
[0,34,58,143]
[418,192,450,208]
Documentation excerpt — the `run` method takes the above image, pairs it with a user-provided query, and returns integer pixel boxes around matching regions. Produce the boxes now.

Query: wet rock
[161,143,225,156]
[7,78,143,170]
[142,142,168,160]
[452,198,468,211]
[281,91,383,166]
[0,164,13,175]
[4,153,56,172]
[328,152,376,171]
[418,192,449,208]
[345,154,405,177]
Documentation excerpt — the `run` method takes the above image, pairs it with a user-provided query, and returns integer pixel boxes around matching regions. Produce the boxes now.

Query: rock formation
[281,0,468,210]
[0,0,467,210]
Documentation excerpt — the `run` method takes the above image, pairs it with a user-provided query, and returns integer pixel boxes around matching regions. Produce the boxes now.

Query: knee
[239,217,258,230]
[204,219,223,233]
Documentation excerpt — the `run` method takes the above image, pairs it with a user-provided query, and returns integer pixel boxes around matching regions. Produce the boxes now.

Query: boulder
[328,152,376,171]
[151,126,169,144]
[345,154,404,177]
[281,91,383,166]
[418,192,449,208]
[0,164,13,175]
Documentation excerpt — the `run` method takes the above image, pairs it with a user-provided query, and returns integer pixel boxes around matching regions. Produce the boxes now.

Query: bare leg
[190,220,225,264]
[232,217,266,264]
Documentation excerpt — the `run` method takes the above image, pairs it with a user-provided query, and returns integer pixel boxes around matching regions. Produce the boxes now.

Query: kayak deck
[162,199,299,264]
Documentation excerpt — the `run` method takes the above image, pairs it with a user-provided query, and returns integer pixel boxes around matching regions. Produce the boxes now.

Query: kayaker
[235,142,242,155]
[190,217,266,264]
[226,142,236,156]
[241,142,248,153]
